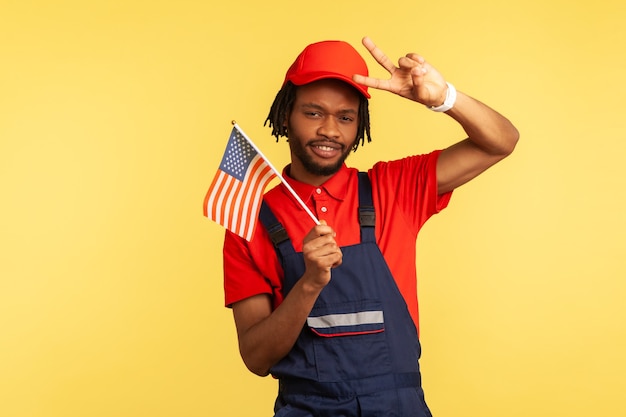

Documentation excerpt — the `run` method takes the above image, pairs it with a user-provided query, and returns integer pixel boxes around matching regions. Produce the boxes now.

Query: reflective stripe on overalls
[259,173,433,417]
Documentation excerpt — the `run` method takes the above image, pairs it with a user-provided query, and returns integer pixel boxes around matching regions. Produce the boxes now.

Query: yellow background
[1,0,625,416]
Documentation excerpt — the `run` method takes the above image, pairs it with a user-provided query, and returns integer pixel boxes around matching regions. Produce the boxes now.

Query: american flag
[203,126,277,241]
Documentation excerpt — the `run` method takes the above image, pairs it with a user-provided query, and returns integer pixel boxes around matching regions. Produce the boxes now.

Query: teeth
[317,145,335,151]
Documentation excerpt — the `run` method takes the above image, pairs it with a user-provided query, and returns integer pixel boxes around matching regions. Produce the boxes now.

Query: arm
[353,36,519,194]
[232,221,342,376]
[437,93,519,194]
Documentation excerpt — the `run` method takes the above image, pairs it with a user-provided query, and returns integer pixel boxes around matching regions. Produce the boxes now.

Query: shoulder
[367,151,443,197]
[369,151,443,178]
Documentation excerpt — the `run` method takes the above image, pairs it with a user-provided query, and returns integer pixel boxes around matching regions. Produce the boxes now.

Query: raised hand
[353,36,449,108]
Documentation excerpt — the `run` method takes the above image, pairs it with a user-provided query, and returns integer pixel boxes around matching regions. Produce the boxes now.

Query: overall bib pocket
[307,301,392,382]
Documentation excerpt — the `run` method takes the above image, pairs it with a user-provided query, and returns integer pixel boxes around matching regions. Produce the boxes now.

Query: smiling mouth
[309,142,344,159]
[315,144,339,152]
[310,140,343,151]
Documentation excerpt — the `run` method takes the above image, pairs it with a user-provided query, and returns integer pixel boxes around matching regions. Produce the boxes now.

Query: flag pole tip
[231,120,236,125]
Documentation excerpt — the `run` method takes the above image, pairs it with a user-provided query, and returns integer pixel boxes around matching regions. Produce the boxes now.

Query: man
[223,37,519,416]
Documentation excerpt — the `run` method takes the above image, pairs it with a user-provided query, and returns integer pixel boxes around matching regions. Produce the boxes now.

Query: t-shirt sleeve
[223,229,275,308]
[370,150,452,233]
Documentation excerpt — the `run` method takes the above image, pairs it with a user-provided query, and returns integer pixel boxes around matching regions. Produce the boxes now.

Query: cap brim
[289,72,370,99]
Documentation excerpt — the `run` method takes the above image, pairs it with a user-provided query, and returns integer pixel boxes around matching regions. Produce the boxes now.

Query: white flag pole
[232,122,320,226]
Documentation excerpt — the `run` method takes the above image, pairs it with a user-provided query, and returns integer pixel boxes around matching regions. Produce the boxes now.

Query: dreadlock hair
[264,81,372,152]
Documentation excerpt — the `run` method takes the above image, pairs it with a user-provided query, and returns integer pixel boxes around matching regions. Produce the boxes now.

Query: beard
[289,136,354,177]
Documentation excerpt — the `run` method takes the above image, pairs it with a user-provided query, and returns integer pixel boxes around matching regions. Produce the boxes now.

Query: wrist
[300,272,329,294]
[428,82,456,112]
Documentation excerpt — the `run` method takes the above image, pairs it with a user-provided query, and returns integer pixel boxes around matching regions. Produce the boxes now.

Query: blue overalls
[259,173,432,417]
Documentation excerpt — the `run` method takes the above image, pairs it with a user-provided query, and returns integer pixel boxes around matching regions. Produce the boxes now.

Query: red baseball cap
[283,40,370,99]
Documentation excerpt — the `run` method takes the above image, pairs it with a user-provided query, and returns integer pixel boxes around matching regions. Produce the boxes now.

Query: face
[286,79,360,185]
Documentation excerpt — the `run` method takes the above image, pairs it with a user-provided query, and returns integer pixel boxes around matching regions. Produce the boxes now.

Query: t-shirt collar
[281,164,350,203]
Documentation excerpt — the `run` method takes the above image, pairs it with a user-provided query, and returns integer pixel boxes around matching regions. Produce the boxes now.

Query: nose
[317,116,340,139]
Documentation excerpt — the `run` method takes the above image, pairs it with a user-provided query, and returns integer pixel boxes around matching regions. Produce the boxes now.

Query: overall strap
[358,172,376,243]
[258,200,295,260]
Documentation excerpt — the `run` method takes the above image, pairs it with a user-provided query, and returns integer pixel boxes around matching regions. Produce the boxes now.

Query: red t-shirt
[223,151,452,330]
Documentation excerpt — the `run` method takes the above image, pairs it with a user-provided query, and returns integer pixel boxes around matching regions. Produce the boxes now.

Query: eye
[339,115,355,123]
[305,111,321,118]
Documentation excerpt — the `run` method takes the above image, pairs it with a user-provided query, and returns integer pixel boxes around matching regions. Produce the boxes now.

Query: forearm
[236,276,324,376]
[445,91,519,156]
[435,90,520,193]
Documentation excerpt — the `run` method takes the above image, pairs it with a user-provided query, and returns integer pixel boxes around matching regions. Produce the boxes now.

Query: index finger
[304,222,335,240]
[352,37,395,91]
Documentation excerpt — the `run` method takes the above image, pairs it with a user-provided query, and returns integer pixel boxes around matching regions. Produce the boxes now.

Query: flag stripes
[203,127,277,241]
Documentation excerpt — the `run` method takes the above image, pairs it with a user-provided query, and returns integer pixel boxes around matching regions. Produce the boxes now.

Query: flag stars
[219,129,257,181]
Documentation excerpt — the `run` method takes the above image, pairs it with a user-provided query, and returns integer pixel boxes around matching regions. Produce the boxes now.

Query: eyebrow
[300,102,358,115]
